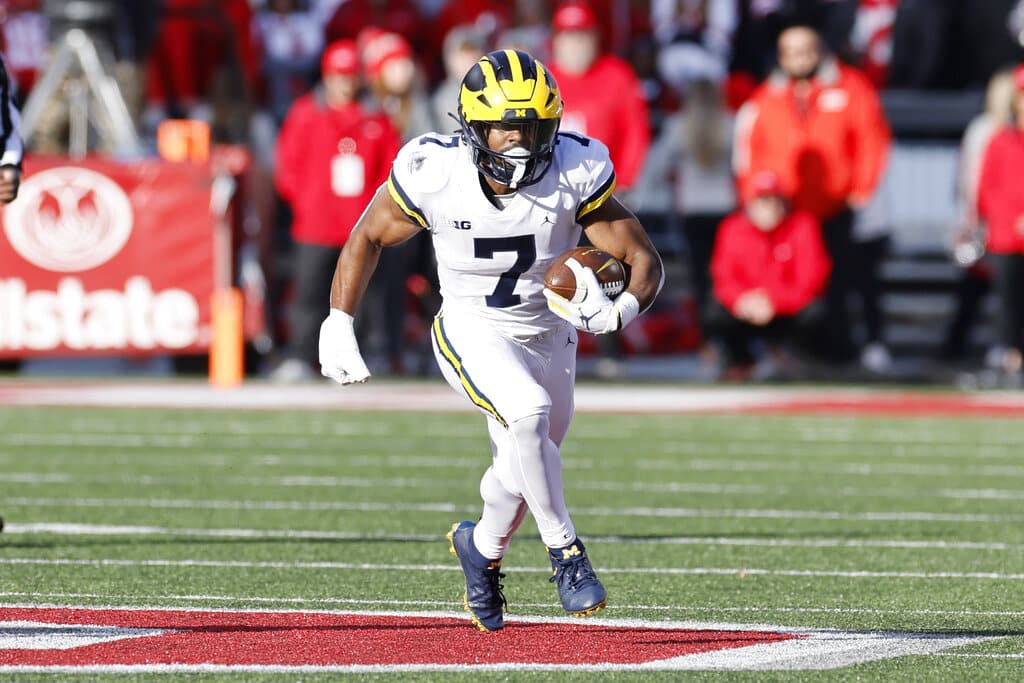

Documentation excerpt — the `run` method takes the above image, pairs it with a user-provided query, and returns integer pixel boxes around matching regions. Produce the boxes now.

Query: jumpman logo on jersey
[542,214,555,225]
[578,310,597,331]
[565,334,576,347]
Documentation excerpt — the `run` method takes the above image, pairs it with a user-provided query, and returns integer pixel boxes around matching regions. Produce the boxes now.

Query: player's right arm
[320,186,423,384]
[330,185,423,314]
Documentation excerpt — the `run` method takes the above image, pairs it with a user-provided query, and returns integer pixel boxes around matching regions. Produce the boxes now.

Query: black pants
[821,209,856,363]
[706,299,826,366]
[941,264,991,361]
[682,212,725,338]
[851,234,889,345]
[287,242,342,366]
[991,253,1024,351]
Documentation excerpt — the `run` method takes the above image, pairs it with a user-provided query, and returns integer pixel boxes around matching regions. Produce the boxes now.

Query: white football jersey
[387,131,617,339]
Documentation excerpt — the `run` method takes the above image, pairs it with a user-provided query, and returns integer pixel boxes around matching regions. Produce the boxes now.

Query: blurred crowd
[3,0,1024,384]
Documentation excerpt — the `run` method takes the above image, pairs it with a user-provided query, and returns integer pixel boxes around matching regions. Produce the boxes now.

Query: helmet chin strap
[504,146,530,189]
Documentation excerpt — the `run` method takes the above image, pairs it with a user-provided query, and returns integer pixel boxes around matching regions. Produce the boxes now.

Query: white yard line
[3,471,1024,502]
[2,557,1023,580]
[4,523,1021,552]
[3,429,1024,454]
[936,654,1024,659]
[3,592,1024,617]
[6,496,1024,522]
[7,451,1024,480]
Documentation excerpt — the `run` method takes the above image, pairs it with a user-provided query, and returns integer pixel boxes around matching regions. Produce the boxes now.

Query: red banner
[0,156,216,357]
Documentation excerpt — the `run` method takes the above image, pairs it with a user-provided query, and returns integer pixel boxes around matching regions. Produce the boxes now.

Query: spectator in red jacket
[546,0,651,379]
[547,1,651,194]
[272,39,402,382]
[733,24,890,365]
[976,65,1024,381]
[146,0,257,138]
[710,171,831,379]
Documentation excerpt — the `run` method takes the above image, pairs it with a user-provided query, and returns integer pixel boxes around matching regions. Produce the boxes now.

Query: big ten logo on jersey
[331,137,365,197]
[447,218,472,230]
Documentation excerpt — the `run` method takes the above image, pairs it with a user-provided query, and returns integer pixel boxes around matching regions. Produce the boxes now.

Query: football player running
[319,49,663,631]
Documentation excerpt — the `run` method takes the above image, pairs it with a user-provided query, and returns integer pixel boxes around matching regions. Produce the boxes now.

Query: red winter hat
[553,1,597,33]
[321,39,360,76]
[1015,64,1024,91]
[359,29,413,78]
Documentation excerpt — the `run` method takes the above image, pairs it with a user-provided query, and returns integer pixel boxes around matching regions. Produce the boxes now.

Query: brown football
[544,247,626,302]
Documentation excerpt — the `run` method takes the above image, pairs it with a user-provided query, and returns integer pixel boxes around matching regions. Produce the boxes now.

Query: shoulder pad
[394,134,461,195]
[556,132,612,185]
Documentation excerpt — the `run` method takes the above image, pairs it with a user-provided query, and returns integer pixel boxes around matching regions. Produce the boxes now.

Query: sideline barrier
[0,152,256,385]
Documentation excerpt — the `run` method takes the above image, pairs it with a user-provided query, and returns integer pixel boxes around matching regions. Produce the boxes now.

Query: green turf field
[1,404,1022,680]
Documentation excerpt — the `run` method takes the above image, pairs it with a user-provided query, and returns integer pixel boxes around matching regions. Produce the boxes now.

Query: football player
[319,49,664,631]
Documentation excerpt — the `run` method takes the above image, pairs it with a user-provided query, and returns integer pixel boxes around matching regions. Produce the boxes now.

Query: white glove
[543,266,641,334]
[318,309,371,384]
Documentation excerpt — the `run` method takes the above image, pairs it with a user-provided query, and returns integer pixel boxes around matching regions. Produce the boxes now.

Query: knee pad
[509,414,549,464]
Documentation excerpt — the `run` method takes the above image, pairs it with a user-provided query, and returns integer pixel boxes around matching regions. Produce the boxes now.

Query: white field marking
[7,496,1024,522]
[0,638,997,673]
[937,654,1024,659]
[0,621,172,650]
[7,449,1024,481]
[0,603,834,634]
[4,419,1022,448]
[3,557,1024,580]
[0,453,493,471]
[4,523,437,542]
[644,442,1024,461]
[5,592,1024,618]
[6,428,1024,456]
[5,470,1024,502]
[6,523,1023,553]
[666,459,1024,479]
[0,432,482,451]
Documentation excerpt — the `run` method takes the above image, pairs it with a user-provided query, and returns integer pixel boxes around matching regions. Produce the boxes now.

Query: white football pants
[431,308,578,558]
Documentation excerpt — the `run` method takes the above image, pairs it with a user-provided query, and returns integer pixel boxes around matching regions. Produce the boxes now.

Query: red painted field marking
[0,607,795,667]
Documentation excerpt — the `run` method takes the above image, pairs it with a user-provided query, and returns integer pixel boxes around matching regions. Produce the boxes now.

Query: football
[544,247,626,303]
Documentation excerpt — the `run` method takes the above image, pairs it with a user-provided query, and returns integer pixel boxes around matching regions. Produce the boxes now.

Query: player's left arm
[580,196,665,313]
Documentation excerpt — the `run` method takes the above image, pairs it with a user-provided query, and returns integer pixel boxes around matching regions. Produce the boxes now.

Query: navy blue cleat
[547,538,607,617]
[447,520,507,632]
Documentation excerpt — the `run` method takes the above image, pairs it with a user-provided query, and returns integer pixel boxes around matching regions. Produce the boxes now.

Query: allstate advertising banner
[0,157,216,357]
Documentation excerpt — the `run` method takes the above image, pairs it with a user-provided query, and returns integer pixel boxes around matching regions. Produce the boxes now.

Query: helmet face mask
[458,50,562,189]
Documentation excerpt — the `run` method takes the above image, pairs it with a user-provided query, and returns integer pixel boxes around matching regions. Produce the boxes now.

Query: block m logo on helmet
[457,49,563,189]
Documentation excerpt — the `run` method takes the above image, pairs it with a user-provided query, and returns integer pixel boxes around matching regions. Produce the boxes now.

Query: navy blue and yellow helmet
[458,49,562,188]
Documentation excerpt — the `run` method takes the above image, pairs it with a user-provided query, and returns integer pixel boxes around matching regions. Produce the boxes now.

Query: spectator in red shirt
[710,171,831,379]
[272,39,402,382]
[976,65,1024,381]
[733,24,890,365]
[547,1,651,194]
[546,0,651,378]
[146,0,257,138]
[359,27,437,375]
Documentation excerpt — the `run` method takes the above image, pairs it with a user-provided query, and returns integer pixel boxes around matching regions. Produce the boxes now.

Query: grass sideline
[0,404,1022,680]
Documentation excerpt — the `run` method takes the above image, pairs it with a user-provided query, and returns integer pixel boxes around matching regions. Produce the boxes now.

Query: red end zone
[0,607,796,669]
